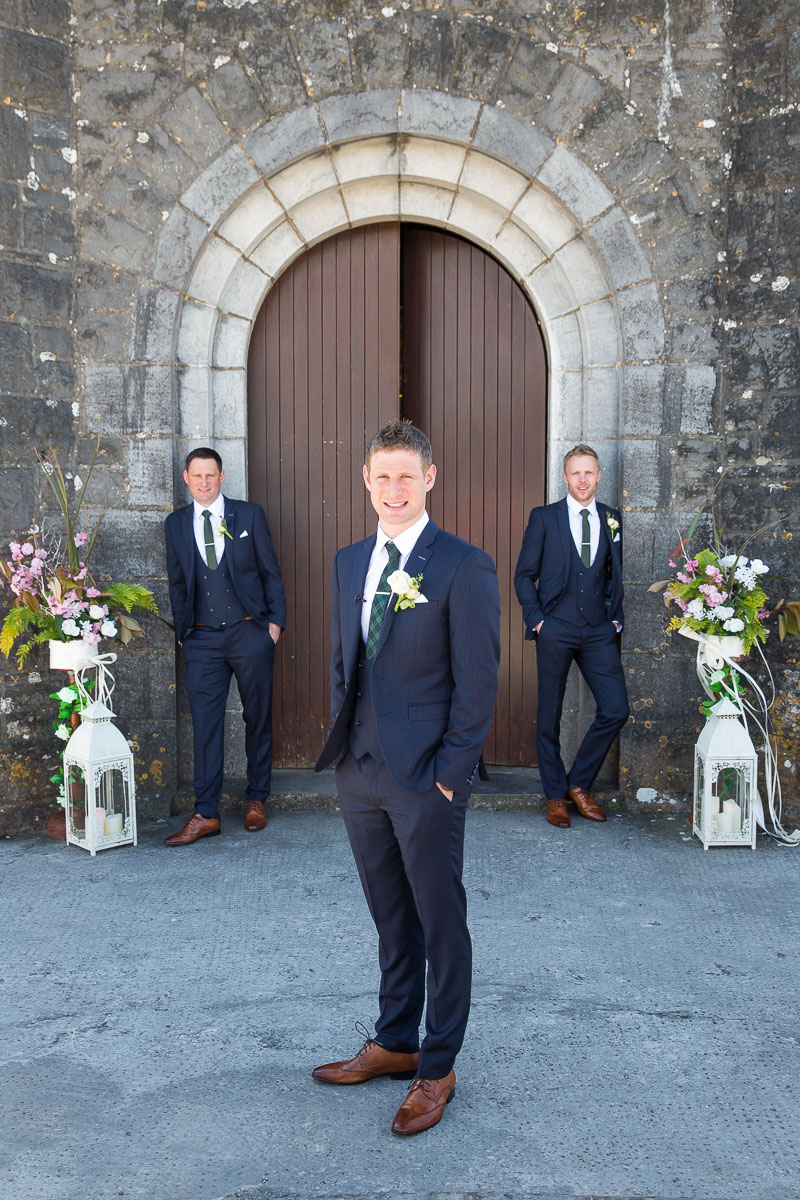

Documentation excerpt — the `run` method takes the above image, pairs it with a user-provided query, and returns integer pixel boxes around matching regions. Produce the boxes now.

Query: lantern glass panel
[714,765,745,807]
[66,764,87,841]
[95,766,131,835]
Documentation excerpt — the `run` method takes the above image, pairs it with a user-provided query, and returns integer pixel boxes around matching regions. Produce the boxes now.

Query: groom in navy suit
[313,420,500,1136]
[514,443,629,829]
[163,447,286,846]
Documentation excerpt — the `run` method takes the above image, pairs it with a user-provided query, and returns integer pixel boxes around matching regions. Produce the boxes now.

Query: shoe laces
[405,1077,436,1099]
[353,1020,377,1058]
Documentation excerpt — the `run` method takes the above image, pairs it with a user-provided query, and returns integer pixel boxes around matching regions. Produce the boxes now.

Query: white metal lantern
[61,656,137,855]
[693,697,757,850]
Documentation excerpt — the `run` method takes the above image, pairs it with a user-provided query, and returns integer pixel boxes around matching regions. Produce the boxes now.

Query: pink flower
[75,567,87,580]
[74,531,89,547]
[28,558,43,576]
[668,559,677,569]
[699,585,725,607]
[85,587,102,598]
[677,572,690,584]
[9,543,23,562]
[757,608,770,619]
[20,542,33,556]
[34,547,47,559]
[685,559,699,572]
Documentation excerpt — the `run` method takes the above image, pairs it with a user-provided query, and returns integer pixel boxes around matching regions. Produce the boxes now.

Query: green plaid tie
[365,542,401,658]
[202,509,218,570]
[581,508,591,567]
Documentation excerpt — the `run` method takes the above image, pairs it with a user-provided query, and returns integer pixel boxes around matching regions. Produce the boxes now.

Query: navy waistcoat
[193,545,249,627]
[549,540,610,627]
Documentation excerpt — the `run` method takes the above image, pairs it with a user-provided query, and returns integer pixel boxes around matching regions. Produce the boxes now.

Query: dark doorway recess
[248,222,547,767]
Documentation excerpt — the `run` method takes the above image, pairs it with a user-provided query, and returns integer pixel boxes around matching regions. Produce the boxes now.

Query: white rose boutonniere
[217,518,234,540]
[387,569,426,611]
[606,514,620,536]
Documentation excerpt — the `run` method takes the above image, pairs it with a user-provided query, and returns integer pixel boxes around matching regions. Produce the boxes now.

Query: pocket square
[613,533,620,542]
[240,530,248,538]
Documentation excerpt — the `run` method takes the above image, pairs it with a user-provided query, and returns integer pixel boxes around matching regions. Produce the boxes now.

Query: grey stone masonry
[1,0,799,835]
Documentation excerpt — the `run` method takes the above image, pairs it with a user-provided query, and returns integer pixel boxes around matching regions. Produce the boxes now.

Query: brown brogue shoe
[244,799,267,831]
[313,1023,419,1084]
[391,1071,456,1136]
[164,813,221,846]
[567,786,607,822]
[546,798,571,828]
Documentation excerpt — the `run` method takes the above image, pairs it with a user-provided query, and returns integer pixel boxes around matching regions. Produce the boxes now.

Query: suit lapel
[182,504,197,589]
[222,497,237,578]
[372,519,440,660]
[345,536,376,665]
[556,498,572,587]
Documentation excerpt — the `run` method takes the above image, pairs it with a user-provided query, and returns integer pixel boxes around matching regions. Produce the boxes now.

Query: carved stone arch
[131,89,665,507]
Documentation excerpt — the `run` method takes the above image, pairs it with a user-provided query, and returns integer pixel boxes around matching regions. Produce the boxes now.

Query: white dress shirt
[565,494,600,565]
[192,494,227,565]
[360,511,429,644]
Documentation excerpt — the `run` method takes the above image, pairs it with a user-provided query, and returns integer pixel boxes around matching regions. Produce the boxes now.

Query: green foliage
[102,583,159,614]
[1,606,60,664]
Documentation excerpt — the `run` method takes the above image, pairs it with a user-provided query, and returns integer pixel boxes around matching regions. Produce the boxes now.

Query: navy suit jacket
[315,520,501,793]
[514,497,624,639]
[164,496,286,643]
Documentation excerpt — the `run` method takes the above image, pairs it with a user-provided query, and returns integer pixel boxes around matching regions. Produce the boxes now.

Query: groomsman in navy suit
[514,443,629,829]
[313,420,500,1136]
[163,447,286,846]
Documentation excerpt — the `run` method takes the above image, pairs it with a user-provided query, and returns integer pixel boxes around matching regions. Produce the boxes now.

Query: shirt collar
[193,493,226,519]
[566,493,598,519]
[376,510,429,558]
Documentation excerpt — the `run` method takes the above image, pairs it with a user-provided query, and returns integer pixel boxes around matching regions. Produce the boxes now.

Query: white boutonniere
[217,518,233,540]
[387,569,426,611]
[606,514,620,536]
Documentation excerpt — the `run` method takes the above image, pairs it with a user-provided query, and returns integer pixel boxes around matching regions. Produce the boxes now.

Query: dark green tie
[581,508,591,567]
[365,542,401,658]
[202,509,218,570]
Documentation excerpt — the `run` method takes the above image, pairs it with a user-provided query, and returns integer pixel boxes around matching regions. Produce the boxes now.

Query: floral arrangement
[661,545,770,653]
[0,443,159,667]
[651,479,799,654]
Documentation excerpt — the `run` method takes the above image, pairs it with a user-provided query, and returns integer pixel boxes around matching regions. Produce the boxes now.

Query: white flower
[735,565,757,590]
[723,617,745,632]
[387,569,412,595]
[686,598,706,619]
[56,686,76,702]
[718,554,739,568]
[100,620,118,638]
[716,606,735,620]
[61,619,81,637]
[88,604,105,619]
[55,724,71,741]
[750,559,769,574]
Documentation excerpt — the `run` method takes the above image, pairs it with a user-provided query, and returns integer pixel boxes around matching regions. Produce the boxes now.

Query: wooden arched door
[247,223,546,768]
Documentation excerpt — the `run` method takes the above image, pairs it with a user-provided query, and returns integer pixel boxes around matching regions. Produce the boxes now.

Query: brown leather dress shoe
[567,786,607,821]
[546,798,571,827]
[391,1071,456,1136]
[244,799,267,831]
[164,813,221,846]
[313,1023,419,1084]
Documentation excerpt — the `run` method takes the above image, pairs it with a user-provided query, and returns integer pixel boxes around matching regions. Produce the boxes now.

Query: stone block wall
[1,0,798,834]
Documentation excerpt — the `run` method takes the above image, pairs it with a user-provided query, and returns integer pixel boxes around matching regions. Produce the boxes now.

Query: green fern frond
[16,628,56,667]
[102,583,159,615]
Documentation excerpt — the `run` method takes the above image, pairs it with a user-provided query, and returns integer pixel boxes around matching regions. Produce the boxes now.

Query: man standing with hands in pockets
[313,420,500,1137]
[514,443,629,829]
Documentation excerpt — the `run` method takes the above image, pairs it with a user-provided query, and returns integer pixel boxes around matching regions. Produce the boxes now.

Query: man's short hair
[365,420,432,470]
[185,446,223,472]
[563,443,599,472]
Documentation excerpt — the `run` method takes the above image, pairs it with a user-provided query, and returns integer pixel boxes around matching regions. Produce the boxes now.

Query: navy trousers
[182,620,275,817]
[335,750,471,1081]
[535,615,630,801]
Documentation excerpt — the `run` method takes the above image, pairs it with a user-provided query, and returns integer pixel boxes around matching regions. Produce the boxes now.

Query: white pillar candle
[716,807,734,836]
[94,807,107,834]
[104,812,123,835]
[723,799,742,835]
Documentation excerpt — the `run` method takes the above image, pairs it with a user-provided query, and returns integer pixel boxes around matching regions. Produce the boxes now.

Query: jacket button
[355,720,361,726]
[357,692,362,698]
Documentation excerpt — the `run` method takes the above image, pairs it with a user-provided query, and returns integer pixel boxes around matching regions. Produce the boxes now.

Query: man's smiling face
[363,448,436,536]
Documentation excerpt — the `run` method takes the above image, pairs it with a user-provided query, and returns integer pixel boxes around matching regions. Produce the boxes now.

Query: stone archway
[131,89,664,508]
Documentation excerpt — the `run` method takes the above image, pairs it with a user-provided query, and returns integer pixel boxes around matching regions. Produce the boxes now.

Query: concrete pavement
[2,809,799,1200]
